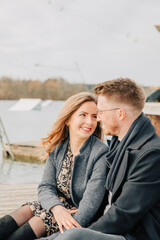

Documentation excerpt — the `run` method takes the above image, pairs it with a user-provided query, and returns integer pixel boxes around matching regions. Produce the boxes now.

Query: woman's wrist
[50,204,63,214]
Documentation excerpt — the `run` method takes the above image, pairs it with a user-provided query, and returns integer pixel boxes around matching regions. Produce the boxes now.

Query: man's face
[97,95,120,136]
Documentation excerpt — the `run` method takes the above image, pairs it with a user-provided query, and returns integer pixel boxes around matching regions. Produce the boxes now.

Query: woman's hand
[51,205,81,233]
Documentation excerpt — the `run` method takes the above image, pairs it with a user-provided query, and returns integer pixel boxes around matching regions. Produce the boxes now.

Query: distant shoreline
[0,77,155,100]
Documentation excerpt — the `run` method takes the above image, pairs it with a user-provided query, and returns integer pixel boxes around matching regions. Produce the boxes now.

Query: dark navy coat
[89,116,160,240]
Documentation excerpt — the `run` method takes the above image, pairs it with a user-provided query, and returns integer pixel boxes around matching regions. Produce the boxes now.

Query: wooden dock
[3,141,42,162]
[0,183,38,217]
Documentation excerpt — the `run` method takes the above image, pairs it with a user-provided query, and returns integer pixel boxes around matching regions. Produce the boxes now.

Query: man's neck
[118,116,138,140]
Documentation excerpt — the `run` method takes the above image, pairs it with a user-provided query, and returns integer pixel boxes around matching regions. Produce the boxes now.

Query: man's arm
[89,150,160,234]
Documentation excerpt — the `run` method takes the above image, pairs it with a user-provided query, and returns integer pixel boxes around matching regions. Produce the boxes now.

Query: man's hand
[51,205,81,233]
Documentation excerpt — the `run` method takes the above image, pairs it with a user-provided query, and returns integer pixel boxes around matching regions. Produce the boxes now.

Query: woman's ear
[65,119,70,126]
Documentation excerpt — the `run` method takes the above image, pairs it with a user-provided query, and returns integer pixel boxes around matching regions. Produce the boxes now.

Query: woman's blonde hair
[40,92,103,160]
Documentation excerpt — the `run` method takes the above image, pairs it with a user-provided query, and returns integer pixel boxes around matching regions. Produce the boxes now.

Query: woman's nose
[85,116,93,124]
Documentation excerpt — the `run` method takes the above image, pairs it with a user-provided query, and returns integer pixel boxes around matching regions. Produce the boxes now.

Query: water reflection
[0,156,45,184]
[0,100,65,184]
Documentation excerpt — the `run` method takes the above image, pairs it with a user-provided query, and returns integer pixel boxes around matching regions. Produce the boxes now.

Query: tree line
[0,77,95,100]
[0,77,152,100]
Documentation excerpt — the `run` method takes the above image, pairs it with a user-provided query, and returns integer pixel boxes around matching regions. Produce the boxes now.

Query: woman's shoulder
[49,138,69,158]
[91,135,108,152]
[91,135,107,146]
[86,136,108,165]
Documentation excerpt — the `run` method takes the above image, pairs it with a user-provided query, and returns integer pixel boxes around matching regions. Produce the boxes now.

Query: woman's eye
[93,115,97,119]
[80,114,85,117]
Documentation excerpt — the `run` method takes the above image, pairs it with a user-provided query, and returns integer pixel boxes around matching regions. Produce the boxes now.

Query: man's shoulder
[142,133,160,152]
[129,133,160,174]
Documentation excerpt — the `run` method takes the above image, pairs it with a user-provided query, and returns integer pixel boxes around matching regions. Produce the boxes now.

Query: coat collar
[127,113,156,150]
[111,113,157,200]
[55,135,94,160]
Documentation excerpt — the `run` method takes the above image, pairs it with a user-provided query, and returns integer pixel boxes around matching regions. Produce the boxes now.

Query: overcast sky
[0,0,160,86]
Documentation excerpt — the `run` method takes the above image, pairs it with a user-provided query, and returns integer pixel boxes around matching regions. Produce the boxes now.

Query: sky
[0,0,160,86]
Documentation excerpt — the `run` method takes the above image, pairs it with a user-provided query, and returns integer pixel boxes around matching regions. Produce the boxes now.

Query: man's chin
[104,128,118,137]
[104,129,111,136]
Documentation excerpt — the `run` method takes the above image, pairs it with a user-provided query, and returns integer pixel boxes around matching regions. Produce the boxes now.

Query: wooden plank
[0,183,38,217]
[3,142,43,161]
[144,102,160,115]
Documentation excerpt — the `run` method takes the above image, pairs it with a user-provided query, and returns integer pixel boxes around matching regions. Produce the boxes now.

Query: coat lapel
[111,150,129,202]
[111,120,156,202]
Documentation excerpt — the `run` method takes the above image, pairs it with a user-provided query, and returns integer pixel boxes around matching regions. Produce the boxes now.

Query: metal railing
[0,117,15,160]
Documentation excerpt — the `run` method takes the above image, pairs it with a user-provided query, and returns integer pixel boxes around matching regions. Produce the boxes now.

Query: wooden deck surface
[4,141,42,161]
[0,183,38,217]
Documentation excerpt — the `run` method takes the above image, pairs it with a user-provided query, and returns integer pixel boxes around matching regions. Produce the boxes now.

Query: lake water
[0,100,65,183]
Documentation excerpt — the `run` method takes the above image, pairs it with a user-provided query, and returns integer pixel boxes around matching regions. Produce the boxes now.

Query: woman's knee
[10,205,33,226]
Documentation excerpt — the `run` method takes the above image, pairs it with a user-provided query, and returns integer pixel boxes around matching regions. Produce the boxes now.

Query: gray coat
[38,135,108,227]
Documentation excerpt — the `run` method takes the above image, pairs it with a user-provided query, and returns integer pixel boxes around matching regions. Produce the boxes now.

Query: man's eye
[80,114,85,117]
[93,115,97,119]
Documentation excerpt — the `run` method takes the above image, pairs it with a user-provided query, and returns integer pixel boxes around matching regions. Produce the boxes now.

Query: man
[43,78,160,240]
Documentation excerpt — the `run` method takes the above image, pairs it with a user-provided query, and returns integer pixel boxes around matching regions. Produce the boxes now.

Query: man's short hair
[94,78,146,111]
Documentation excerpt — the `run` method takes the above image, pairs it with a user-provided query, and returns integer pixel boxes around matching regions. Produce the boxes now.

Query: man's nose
[97,115,101,122]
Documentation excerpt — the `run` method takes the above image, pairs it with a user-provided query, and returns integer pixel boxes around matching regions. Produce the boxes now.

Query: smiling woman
[40,92,103,160]
[0,92,108,239]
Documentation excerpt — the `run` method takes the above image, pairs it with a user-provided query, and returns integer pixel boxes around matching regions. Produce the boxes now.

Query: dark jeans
[55,228,126,240]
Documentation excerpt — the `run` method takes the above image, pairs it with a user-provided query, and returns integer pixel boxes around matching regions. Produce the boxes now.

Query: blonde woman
[0,92,108,240]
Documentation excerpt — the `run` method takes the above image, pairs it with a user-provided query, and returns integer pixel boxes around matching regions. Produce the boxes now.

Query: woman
[0,92,108,240]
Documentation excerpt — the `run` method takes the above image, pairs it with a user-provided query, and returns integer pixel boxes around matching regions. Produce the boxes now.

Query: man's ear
[119,109,126,120]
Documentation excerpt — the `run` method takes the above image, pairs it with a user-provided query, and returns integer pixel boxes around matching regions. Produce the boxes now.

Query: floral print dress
[24,145,76,236]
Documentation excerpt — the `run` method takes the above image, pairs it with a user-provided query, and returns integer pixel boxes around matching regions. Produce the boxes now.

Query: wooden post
[0,117,15,160]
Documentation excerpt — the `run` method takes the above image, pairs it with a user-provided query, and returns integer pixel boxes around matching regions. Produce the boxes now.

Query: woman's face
[68,101,97,142]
